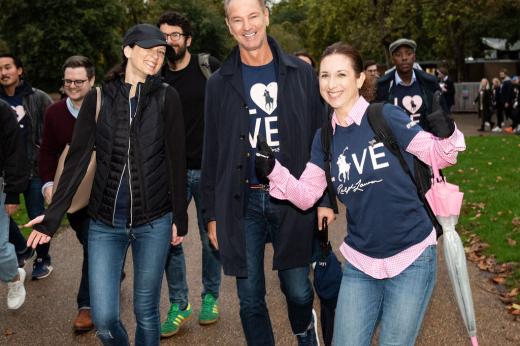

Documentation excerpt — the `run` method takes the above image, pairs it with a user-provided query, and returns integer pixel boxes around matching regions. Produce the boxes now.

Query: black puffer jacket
[0,81,52,177]
[0,100,28,203]
[34,75,187,237]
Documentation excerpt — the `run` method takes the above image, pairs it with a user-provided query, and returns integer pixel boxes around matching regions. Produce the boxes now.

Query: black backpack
[320,103,443,238]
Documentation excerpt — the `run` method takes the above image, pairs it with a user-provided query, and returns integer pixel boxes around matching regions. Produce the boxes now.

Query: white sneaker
[484,122,491,131]
[491,126,502,133]
[515,125,520,134]
[7,268,26,309]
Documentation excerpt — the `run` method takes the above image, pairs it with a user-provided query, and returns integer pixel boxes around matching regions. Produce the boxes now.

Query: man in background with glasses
[0,53,53,281]
[38,55,95,332]
[157,11,222,338]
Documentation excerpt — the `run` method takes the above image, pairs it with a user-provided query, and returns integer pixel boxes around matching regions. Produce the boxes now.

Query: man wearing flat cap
[376,38,447,134]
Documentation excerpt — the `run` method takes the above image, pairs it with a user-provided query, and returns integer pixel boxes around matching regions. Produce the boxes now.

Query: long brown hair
[320,42,375,101]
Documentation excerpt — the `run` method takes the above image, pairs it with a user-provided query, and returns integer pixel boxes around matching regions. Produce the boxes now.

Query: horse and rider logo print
[250,82,277,115]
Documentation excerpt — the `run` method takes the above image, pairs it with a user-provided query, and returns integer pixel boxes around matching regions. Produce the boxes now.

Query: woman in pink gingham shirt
[255,42,465,346]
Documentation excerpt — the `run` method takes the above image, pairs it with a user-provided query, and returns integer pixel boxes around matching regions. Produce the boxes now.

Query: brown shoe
[73,309,94,332]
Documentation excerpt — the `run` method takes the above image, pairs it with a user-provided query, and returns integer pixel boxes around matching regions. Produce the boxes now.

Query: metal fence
[453,82,480,113]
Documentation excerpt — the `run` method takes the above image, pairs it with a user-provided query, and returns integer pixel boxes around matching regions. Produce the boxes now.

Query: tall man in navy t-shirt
[201,0,324,344]
[157,11,223,337]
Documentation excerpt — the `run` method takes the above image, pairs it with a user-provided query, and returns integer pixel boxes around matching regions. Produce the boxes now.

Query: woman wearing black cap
[25,24,187,346]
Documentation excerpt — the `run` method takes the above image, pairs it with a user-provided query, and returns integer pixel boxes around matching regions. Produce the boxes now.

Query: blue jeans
[333,245,437,346]
[165,169,221,306]
[0,189,19,283]
[237,189,314,346]
[8,177,50,261]
[88,213,172,346]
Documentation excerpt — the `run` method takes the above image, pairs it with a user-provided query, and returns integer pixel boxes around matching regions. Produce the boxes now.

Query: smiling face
[63,67,94,103]
[392,45,416,75]
[159,23,191,62]
[0,57,22,90]
[319,53,365,117]
[225,0,269,54]
[124,44,166,80]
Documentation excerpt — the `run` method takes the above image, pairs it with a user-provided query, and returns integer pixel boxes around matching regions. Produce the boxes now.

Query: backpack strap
[320,109,338,214]
[366,103,443,237]
[198,53,212,80]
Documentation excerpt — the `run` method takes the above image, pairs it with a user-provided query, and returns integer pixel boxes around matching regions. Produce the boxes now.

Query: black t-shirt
[162,54,220,169]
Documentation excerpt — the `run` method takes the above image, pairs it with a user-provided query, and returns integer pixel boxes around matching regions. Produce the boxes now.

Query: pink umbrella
[426,150,478,346]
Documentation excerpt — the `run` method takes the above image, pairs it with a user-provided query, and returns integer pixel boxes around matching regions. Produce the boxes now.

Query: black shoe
[17,247,36,268]
[477,127,485,132]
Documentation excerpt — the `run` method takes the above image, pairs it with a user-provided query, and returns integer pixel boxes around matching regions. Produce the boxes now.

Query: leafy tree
[148,0,233,60]
[0,0,124,91]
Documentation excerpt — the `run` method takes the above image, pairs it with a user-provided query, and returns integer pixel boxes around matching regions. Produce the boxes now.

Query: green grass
[444,135,520,285]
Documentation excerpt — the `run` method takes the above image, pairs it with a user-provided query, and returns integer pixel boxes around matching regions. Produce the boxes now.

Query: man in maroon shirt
[39,55,95,332]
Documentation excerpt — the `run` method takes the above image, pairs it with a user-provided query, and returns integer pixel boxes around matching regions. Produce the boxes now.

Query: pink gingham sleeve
[267,160,327,210]
[406,124,466,169]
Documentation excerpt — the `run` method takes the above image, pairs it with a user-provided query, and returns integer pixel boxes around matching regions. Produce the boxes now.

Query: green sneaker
[160,303,192,338]
[199,293,219,325]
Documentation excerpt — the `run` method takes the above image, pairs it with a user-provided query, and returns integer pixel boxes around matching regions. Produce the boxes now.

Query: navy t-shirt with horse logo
[242,60,280,184]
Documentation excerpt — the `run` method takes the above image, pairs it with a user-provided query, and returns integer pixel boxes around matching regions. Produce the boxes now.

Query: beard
[167,43,187,65]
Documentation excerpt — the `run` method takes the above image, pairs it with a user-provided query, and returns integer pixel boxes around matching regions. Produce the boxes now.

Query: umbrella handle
[471,336,479,346]
[429,147,442,182]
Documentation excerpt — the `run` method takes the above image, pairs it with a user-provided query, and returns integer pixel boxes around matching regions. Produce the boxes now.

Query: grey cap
[389,38,417,55]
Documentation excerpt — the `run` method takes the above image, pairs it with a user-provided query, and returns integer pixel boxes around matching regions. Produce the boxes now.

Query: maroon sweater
[39,99,76,183]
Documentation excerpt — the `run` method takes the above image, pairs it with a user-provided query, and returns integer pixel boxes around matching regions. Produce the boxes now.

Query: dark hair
[294,50,315,68]
[438,66,448,75]
[0,53,23,70]
[62,55,95,79]
[321,42,373,100]
[364,60,377,70]
[104,44,133,83]
[157,11,192,37]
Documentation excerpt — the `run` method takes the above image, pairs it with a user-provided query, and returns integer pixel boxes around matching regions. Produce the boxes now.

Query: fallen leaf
[508,288,519,297]
[492,276,506,285]
[4,329,14,336]
[512,217,520,226]
[512,303,520,310]
[507,238,517,246]
[487,162,493,165]
[511,309,520,316]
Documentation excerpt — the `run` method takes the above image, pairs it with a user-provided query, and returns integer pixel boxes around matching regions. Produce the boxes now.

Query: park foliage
[1,0,520,91]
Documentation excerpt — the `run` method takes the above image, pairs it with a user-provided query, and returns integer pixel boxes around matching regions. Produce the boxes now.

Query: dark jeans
[237,189,313,346]
[165,169,221,306]
[8,177,50,262]
[67,207,90,309]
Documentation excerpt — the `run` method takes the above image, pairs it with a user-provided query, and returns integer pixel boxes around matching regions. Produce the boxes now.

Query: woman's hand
[25,215,51,249]
[208,221,218,250]
[171,223,183,246]
[317,207,335,230]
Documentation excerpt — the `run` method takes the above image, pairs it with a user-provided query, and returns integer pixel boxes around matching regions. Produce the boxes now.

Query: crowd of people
[1,0,471,345]
[475,70,520,134]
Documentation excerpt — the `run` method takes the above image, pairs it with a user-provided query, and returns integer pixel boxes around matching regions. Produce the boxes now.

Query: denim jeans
[333,245,437,346]
[237,189,314,346]
[8,177,50,262]
[88,213,172,346]
[165,169,221,307]
[0,188,19,283]
[67,208,90,309]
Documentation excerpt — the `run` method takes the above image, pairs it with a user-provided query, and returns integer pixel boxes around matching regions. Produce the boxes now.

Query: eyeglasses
[163,32,186,42]
[63,79,88,87]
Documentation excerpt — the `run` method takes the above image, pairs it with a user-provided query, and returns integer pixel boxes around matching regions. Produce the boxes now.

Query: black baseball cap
[123,24,167,49]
